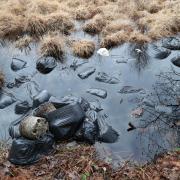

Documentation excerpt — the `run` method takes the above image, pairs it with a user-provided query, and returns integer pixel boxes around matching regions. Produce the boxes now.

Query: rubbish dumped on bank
[8,92,119,165]
[19,116,49,140]
[8,133,55,165]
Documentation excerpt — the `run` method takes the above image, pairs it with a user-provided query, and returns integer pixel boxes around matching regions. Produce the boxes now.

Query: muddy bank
[0,144,179,179]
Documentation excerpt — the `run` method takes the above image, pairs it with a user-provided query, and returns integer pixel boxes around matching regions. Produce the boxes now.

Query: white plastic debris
[135,49,142,53]
[97,48,110,56]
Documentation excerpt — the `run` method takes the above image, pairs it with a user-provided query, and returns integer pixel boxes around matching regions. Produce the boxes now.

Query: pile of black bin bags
[8,91,119,165]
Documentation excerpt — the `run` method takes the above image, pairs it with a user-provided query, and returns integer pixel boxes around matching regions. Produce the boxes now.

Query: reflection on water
[0,39,179,164]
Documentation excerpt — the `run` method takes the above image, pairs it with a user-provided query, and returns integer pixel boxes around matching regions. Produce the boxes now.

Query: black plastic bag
[75,118,98,145]
[49,95,90,111]
[97,115,119,143]
[8,133,55,165]
[46,103,85,140]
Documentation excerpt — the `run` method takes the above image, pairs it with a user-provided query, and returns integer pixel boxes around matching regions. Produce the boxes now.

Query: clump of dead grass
[100,31,129,49]
[24,15,47,38]
[40,34,65,61]
[0,13,24,40]
[83,14,106,35]
[46,13,74,35]
[0,71,4,89]
[15,35,33,50]
[75,6,101,20]
[72,40,95,58]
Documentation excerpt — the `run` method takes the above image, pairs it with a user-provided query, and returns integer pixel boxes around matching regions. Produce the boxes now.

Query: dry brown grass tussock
[72,40,95,58]
[46,13,74,35]
[100,31,129,49]
[83,14,105,35]
[40,34,65,61]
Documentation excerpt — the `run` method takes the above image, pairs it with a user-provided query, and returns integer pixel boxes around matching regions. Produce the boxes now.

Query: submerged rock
[15,101,31,114]
[33,90,51,107]
[36,57,57,74]
[171,56,180,67]
[95,72,120,84]
[0,94,16,109]
[20,116,49,140]
[162,37,180,50]
[86,88,107,99]
[7,76,30,89]
[78,67,96,79]
[118,86,145,94]
[11,58,27,71]
[154,46,171,59]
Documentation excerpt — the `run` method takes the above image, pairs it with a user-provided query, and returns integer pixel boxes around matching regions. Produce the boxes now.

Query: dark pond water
[0,34,180,165]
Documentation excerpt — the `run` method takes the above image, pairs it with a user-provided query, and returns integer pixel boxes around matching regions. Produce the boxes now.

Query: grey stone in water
[33,90,51,107]
[11,58,27,71]
[36,57,57,74]
[116,59,128,63]
[154,46,171,59]
[120,98,123,104]
[95,72,120,84]
[86,88,107,99]
[171,56,180,67]
[155,105,172,114]
[162,37,180,50]
[78,67,96,79]
[15,101,31,114]
[118,86,145,94]
[0,94,16,109]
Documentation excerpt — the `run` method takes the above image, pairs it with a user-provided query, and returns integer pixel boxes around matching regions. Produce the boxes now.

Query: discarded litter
[8,93,119,165]
[97,48,110,56]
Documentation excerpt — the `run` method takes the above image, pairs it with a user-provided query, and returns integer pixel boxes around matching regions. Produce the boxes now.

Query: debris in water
[86,88,107,98]
[131,108,144,118]
[127,122,136,131]
[97,48,110,56]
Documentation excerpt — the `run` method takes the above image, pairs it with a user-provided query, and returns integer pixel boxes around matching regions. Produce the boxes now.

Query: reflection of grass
[0,0,179,55]
[0,71,4,89]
